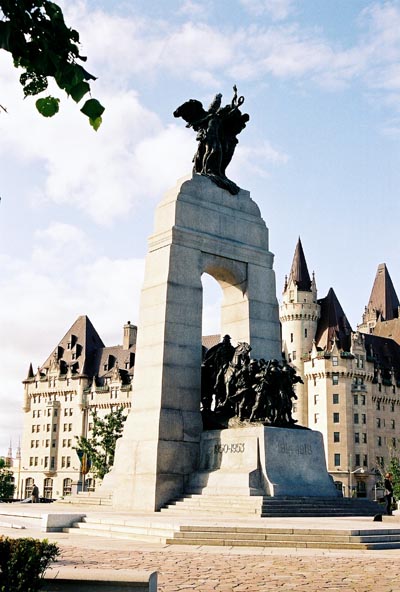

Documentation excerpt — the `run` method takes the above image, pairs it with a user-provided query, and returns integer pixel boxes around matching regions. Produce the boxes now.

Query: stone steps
[63,516,400,550]
[63,517,178,543]
[160,495,383,518]
[56,493,113,506]
[167,525,400,550]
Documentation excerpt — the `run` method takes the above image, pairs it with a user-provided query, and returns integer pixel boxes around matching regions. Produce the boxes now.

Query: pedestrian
[31,481,39,503]
[384,472,394,515]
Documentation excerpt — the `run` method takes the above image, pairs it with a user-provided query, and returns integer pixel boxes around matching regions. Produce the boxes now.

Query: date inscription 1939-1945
[214,443,245,454]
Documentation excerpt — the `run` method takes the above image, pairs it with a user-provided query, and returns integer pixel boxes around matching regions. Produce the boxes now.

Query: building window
[305,328,308,338]
[361,395,366,405]
[392,420,396,429]
[355,454,360,466]
[392,438,397,448]
[46,424,50,432]
[363,455,368,467]
[332,356,338,366]
[377,436,382,447]
[334,453,340,467]
[353,394,358,405]
[314,394,319,405]
[333,393,339,404]
[354,433,360,443]
[354,413,359,424]
[292,351,296,361]
[30,440,34,448]
[44,478,53,499]
[391,402,395,412]
[332,373,339,385]
[333,432,340,443]
[66,456,71,468]
[376,418,381,428]
[50,456,55,469]
[63,478,72,496]
[362,433,367,444]
[61,456,66,468]
[362,414,366,424]
[68,423,72,432]
[290,333,293,343]
[63,424,67,431]
[333,412,340,423]
[52,439,56,448]
[376,401,381,410]
[44,456,48,468]
[314,413,319,423]
[53,424,57,432]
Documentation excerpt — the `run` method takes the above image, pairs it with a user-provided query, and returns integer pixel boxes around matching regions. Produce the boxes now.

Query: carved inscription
[214,443,245,454]
[279,440,312,456]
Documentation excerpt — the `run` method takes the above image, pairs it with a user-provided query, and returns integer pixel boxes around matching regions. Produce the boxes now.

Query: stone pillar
[104,174,281,511]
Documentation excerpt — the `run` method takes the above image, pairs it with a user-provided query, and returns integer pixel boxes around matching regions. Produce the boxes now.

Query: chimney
[123,321,137,350]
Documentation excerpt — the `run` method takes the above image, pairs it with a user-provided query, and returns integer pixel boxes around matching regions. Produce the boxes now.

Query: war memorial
[100,87,341,513]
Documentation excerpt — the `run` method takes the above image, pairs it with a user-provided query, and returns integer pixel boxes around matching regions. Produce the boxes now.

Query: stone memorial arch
[102,174,281,511]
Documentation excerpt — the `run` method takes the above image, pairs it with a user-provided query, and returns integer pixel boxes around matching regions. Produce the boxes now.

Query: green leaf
[80,98,105,120]
[69,80,90,103]
[35,96,60,117]
[89,116,102,131]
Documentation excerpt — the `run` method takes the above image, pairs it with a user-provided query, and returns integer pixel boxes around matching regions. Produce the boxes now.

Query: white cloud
[240,0,296,21]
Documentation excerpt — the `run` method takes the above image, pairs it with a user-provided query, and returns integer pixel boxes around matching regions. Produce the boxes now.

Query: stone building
[280,239,400,499]
[19,316,136,500]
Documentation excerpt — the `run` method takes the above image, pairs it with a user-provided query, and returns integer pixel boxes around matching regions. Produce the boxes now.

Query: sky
[2,0,400,455]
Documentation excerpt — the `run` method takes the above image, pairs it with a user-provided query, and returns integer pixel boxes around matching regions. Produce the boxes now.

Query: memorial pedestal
[187,426,338,498]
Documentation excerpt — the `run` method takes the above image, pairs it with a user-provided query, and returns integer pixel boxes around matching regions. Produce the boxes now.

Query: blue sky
[1,0,400,455]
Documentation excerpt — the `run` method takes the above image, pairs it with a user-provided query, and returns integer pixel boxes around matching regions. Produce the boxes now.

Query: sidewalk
[1,505,400,591]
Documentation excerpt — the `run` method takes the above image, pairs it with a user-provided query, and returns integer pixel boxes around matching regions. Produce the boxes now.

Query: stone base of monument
[185,426,339,498]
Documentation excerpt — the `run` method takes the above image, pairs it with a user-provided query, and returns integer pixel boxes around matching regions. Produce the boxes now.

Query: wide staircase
[159,494,384,518]
[62,515,400,550]
[55,491,113,506]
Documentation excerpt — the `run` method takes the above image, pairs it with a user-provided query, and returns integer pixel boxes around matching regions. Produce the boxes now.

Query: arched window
[85,478,96,492]
[25,477,34,499]
[63,478,72,496]
[43,478,53,499]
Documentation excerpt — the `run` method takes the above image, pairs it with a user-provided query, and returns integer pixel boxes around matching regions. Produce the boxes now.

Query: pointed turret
[315,288,352,352]
[287,237,312,292]
[280,238,320,426]
[26,363,34,379]
[364,264,399,324]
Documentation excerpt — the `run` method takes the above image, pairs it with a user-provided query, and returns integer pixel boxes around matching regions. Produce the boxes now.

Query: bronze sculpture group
[201,336,303,428]
[174,86,249,195]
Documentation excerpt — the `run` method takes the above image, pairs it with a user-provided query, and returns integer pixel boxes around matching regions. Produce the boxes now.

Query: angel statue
[173,85,249,195]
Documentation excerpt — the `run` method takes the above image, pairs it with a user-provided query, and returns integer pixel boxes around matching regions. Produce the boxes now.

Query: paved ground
[1,506,400,591]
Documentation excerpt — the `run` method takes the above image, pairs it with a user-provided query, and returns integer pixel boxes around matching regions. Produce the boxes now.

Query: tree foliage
[0,0,104,129]
[75,407,127,480]
[0,458,14,499]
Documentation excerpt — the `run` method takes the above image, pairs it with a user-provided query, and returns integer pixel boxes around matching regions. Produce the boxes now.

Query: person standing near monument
[384,472,394,515]
[31,481,39,503]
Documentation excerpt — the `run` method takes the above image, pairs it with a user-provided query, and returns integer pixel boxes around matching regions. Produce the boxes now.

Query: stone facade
[280,240,400,499]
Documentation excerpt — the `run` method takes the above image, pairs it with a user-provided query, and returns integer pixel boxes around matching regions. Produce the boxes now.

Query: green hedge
[0,537,59,592]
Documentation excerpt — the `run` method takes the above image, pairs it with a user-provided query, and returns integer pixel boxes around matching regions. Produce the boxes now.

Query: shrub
[0,536,59,592]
